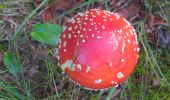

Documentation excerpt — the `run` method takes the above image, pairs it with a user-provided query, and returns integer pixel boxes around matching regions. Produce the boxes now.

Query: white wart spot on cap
[82,39,85,43]
[84,22,87,25]
[76,43,79,46]
[68,27,72,31]
[102,15,107,18]
[109,62,113,67]
[91,34,95,37]
[77,64,82,71]
[117,72,124,79]
[94,78,102,84]
[77,21,81,23]
[86,66,91,73]
[136,41,139,45]
[63,49,67,52]
[85,18,88,20]
[115,81,118,84]
[90,12,94,14]
[96,11,100,15]
[118,29,122,34]
[125,25,129,29]
[63,34,66,38]
[112,32,115,37]
[80,35,83,38]
[137,47,140,52]
[115,13,120,19]
[77,18,81,21]
[68,18,75,23]
[83,28,86,31]
[92,15,96,18]
[74,25,78,29]
[113,47,116,50]
[118,37,121,41]
[130,30,133,35]
[111,81,115,84]
[77,13,83,16]
[77,30,80,34]
[121,43,125,53]
[60,60,74,71]
[58,44,61,48]
[68,34,71,39]
[63,41,67,47]
[123,18,131,26]
[97,36,102,39]
[115,84,119,88]
[102,25,105,30]
[126,32,129,37]
[74,34,78,38]
[127,39,130,44]
[121,59,125,63]
[134,48,136,51]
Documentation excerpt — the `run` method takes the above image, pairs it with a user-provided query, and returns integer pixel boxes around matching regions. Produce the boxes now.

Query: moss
[134,50,147,77]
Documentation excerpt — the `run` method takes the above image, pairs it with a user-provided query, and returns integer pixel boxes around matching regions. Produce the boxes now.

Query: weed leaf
[0,82,25,99]
[31,23,63,45]
[3,52,21,77]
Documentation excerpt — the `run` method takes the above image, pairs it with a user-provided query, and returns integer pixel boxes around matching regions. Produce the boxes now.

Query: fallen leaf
[2,52,21,78]
[31,23,64,45]
[147,14,165,28]
[116,1,140,20]
[156,28,170,49]
[34,0,75,23]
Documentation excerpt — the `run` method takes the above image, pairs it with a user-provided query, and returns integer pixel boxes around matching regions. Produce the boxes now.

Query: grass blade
[2,52,21,78]
[106,87,116,100]
[12,0,49,39]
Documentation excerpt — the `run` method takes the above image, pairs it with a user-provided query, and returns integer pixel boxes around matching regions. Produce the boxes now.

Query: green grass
[0,0,170,100]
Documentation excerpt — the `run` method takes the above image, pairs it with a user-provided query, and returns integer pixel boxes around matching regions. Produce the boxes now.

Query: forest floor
[0,0,170,100]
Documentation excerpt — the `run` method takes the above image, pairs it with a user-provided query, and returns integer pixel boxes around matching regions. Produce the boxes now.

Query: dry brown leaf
[156,28,170,49]
[147,14,165,28]
[116,2,140,20]
[2,16,18,31]
[147,32,157,45]
[34,0,79,24]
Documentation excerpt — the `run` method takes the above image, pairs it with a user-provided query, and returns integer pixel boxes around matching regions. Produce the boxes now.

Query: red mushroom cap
[57,9,139,90]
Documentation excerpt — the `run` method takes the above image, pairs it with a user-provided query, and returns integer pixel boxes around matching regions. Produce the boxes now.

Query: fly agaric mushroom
[57,9,139,90]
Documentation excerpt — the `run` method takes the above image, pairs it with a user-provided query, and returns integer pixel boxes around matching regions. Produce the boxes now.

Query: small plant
[31,23,64,46]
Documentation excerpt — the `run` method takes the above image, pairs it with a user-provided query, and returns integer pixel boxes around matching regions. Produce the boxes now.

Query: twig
[3,16,18,31]
[0,14,23,16]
